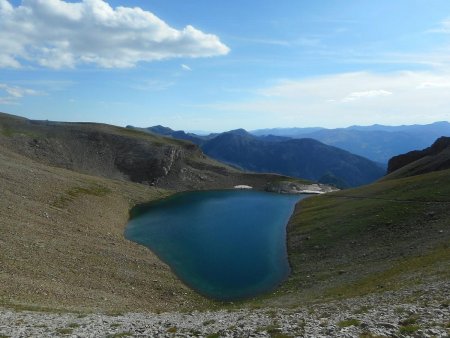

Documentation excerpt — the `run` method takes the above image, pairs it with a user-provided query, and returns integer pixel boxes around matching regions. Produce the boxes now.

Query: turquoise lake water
[125,190,307,301]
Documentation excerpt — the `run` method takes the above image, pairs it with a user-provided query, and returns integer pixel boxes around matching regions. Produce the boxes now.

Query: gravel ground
[1,281,449,338]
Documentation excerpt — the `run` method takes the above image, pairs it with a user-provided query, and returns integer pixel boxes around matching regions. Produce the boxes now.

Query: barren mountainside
[0,113,298,191]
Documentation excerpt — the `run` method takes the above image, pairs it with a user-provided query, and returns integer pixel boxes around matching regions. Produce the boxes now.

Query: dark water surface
[125,190,307,301]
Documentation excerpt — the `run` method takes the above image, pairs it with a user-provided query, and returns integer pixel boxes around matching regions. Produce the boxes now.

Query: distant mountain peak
[148,125,175,135]
[226,128,250,136]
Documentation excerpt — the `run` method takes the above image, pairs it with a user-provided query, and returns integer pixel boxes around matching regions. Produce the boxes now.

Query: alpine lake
[125,190,307,301]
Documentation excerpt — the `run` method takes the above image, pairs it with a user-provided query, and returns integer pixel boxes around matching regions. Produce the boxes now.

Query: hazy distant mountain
[201,129,384,187]
[251,127,325,137]
[252,121,450,163]
[126,125,208,146]
[346,121,450,133]
[130,125,387,187]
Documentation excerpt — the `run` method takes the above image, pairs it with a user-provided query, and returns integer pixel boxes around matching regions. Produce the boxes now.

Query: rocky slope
[0,112,306,192]
[1,280,449,337]
[0,143,209,313]
[386,136,450,179]
[0,113,220,189]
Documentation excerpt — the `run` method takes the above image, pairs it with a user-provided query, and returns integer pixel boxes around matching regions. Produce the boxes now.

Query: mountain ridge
[385,136,450,180]
[251,121,450,163]
[132,124,386,188]
[1,112,320,193]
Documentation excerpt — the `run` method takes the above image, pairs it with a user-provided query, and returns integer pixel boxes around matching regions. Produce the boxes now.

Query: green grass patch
[337,318,360,328]
[399,315,418,326]
[266,309,278,318]
[325,245,450,299]
[107,333,132,338]
[258,324,293,338]
[394,307,406,314]
[0,300,75,314]
[206,334,220,338]
[0,125,13,137]
[52,184,111,208]
[56,328,73,335]
[399,324,420,334]
[353,306,372,314]
[269,333,293,338]
[0,124,42,139]
[167,327,177,333]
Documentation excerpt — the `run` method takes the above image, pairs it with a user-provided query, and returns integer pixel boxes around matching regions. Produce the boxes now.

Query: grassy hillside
[255,169,450,307]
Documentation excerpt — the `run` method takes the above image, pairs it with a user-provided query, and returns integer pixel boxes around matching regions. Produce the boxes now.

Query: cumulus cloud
[0,83,42,104]
[0,0,230,69]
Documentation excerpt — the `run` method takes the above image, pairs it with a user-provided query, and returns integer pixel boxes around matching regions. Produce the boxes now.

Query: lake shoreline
[125,190,306,302]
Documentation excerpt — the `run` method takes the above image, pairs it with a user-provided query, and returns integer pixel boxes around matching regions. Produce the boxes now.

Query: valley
[2,1,450,337]
[0,113,449,337]
[129,126,386,188]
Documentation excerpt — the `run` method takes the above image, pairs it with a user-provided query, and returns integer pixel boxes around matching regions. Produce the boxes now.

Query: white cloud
[131,79,174,91]
[341,89,392,103]
[204,71,450,127]
[416,80,450,89]
[0,83,42,104]
[181,64,192,71]
[0,0,230,69]
[428,18,450,33]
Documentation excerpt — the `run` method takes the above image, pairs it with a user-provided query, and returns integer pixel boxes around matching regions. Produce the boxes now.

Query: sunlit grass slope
[252,169,450,307]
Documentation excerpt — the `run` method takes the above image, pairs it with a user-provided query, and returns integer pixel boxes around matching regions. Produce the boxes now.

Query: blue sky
[1,0,450,131]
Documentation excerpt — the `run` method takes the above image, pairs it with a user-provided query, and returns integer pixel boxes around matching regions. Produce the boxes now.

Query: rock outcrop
[386,136,450,179]
[0,113,334,192]
[265,180,338,194]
